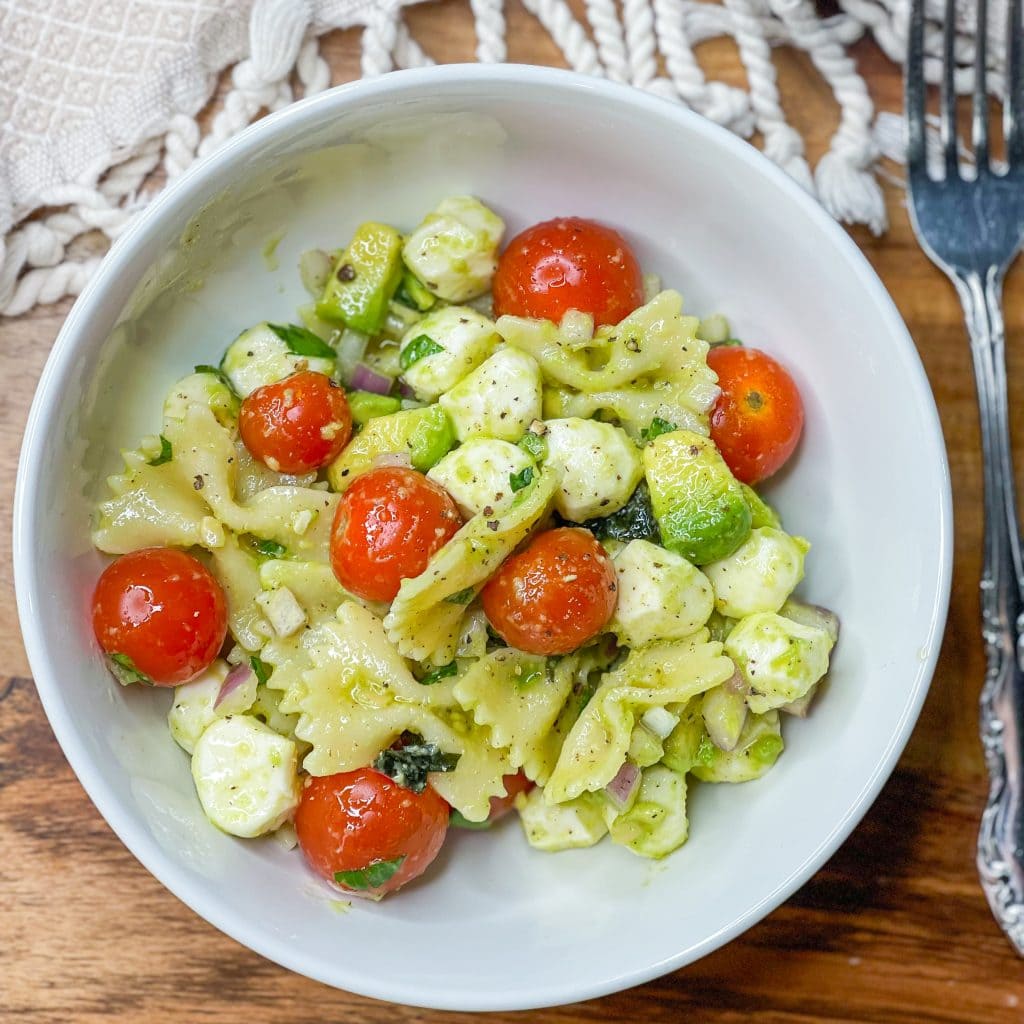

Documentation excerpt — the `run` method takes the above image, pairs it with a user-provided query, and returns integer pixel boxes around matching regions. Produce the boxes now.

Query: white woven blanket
[0,0,1005,318]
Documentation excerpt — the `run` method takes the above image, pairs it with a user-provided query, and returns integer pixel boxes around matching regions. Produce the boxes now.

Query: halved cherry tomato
[91,547,227,686]
[489,771,534,821]
[492,217,644,327]
[707,346,805,485]
[239,370,352,475]
[481,527,617,656]
[330,466,463,602]
[295,769,449,898]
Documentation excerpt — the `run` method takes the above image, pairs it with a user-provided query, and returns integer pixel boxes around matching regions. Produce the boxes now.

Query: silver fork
[906,0,1024,951]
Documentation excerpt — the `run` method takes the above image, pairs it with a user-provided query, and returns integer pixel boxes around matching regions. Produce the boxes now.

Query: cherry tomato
[91,547,227,686]
[489,771,534,821]
[295,769,449,898]
[492,217,644,327]
[707,346,805,485]
[330,466,463,602]
[239,370,352,475]
[481,527,617,656]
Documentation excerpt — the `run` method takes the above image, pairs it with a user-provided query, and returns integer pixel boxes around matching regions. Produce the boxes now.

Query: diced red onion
[215,663,255,710]
[780,601,840,645]
[350,363,394,395]
[704,693,747,752]
[398,379,415,399]
[372,452,413,469]
[724,667,748,695]
[604,760,641,811]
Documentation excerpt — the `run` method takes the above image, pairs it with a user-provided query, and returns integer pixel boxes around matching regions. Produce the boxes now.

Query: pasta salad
[90,198,837,899]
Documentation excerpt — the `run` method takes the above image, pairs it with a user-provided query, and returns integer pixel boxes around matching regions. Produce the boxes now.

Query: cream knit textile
[0,0,1009,317]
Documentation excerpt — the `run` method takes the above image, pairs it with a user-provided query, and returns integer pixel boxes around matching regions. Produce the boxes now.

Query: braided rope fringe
[0,0,976,318]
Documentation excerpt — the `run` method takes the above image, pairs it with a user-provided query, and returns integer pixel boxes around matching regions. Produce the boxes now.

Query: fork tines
[906,0,1023,178]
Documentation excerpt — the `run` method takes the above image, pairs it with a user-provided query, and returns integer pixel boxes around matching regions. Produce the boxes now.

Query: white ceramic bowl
[14,65,952,1010]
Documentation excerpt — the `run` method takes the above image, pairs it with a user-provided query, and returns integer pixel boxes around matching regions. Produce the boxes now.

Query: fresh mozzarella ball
[703,527,808,618]
[439,348,542,443]
[543,418,642,522]
[191,715,301,838]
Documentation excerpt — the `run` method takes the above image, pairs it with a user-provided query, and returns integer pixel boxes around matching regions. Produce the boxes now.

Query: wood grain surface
[3,3,1024,1019]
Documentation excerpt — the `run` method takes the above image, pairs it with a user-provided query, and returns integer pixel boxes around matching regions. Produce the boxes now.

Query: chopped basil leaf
[420,662,458,686]
[518,667,545,688]
[334,855,406,891]
[399,334,444,371]
[108,652,152,687]
[249,655,272,686]
[194,364,237,393]
[373,741,460,792]
[450,809,492,831]
[640,417,677,443]
[267,322,337,359]
[242,534,287,560]
[254,538,287,558]
[147,435,173,467]
[509,466,533,493]
[519,431,547,462]
[445,587,475,605]
[580,482,661,544]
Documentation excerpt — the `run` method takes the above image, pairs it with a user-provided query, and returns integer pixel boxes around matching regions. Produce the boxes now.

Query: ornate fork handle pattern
[962,268,1024,951]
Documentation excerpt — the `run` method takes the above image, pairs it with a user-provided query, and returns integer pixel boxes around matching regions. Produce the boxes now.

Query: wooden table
[3,4,1024,1019]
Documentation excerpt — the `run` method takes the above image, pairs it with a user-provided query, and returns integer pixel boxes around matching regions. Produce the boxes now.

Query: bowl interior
[16,67,950,1011]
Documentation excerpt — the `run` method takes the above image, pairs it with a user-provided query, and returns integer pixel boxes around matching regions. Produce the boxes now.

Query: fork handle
[961,268,1024,950]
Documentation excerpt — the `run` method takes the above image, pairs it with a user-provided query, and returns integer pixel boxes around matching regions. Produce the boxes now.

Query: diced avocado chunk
[395,268,437,311]
[326,404,455,491]
[439,348,543,443]
[610,539,714,647]
[627,725,665,768]
[608,765,689,859]
[347,390,402,426]
[402,196,505,303]
[725,611,833,714]
[741,483,781,530]
[691,710,783,783]
[220,322,335,398]
[543,418,643,521]
[705,609,737,643]
[661,696,705,773]
[398,306,499,401]
[643,429,752,565]
[317,222,404,334]
[516,787,608,851]
[426,438,534,518]
[163,370,239,429]
[703,527,809,618]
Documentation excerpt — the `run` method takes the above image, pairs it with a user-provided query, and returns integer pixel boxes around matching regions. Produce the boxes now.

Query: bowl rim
[13,62,954,1011]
